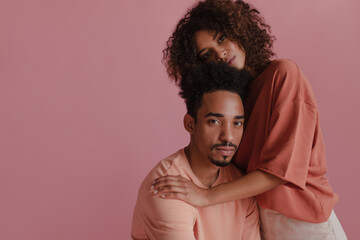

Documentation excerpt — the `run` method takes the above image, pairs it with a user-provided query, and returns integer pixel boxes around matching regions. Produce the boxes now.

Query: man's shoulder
[132,149,197,240]
[145,149,186,180]
[137,149,189,196]
[133,148,195,209]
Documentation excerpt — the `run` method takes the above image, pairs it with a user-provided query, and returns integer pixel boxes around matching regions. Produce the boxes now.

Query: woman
[153,0,347,239]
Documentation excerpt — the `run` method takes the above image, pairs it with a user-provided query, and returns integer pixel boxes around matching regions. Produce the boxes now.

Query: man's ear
[184,114,195,134]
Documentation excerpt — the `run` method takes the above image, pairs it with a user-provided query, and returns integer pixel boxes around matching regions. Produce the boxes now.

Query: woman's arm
[208,170,285,205]
[151,169,285,207]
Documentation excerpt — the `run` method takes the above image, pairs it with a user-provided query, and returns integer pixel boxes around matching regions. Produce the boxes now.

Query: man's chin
[210,158,232,167]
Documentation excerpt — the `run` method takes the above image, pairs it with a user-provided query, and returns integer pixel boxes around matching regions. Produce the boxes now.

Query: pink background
[0,0,359,239]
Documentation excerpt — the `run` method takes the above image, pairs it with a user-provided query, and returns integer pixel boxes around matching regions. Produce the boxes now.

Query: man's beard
[209,155,233,167]
[208,141,238,167]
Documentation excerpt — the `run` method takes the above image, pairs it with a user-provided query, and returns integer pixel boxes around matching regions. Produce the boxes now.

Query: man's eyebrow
[205,112,245,119]
[205,112,224,118]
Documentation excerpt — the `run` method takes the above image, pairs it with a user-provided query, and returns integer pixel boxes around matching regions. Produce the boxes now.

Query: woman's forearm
[208,170,286,205]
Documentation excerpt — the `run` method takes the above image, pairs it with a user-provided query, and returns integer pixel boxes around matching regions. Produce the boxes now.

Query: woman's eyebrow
[213,31,219,40]
[197,48,207,56]
[197,31,219,56]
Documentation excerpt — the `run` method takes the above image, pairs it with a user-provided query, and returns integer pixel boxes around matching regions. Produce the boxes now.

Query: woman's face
[194,30,246,70]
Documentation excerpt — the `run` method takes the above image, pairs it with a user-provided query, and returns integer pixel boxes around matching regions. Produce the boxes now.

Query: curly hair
[180,62,251,120]
[163,0,275,84]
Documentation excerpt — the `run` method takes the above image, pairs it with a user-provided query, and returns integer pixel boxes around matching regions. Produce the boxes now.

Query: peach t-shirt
[131,149,260,240]
[235,59,338,223]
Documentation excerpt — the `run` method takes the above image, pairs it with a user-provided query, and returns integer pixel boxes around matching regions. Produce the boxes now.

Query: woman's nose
[216,48,227,62]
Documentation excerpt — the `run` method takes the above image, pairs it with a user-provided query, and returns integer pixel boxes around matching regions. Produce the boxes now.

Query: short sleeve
[256,60,317,190]
[241,198,261,240]
[131,187,197,240]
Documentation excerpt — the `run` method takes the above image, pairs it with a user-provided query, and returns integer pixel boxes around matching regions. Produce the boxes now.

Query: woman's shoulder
[259,58,305,86]
[264,59,317,107]
[267,58,300,74]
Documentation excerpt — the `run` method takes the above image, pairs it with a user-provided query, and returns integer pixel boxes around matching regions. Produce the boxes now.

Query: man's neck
[185,145,220,188]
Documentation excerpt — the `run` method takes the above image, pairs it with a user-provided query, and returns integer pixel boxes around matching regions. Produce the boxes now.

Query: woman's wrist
[206,185,220,207]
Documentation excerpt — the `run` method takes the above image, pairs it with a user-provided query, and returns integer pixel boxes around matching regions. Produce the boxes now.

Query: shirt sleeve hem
[256,167,306,191]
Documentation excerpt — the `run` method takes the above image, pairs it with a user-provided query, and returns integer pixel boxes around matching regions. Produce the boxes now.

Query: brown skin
[152,32,285,208]
[152,169,284,208]
[195,30,246,70]
[151,89,285,208]
[152,91,246,206]
[163,0,275,83]
[154,0,283,207]
[186,91,245,186]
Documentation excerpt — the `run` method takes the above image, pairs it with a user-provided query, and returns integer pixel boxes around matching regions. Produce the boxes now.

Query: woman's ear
[184,114,195,134]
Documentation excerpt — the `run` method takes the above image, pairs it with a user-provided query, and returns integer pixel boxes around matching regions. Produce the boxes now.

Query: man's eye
[234,121,244,127]
[218,34,226,43]
[209,119,221,125]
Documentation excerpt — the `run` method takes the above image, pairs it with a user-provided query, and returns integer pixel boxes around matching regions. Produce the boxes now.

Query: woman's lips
[227,56,235,66]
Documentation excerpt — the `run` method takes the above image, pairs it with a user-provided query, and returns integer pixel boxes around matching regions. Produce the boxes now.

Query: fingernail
[160,194,165,198]
[150,185,154,190]
[153,190,158,194]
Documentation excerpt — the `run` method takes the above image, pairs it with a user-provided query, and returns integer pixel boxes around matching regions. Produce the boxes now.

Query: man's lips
[215,146,236,156]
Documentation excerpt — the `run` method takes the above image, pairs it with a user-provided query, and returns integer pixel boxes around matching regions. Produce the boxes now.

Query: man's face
[191,90,244,167]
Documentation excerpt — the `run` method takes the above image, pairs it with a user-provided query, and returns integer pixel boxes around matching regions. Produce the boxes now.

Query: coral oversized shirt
[131,149,260,240]
[235,59,338,223]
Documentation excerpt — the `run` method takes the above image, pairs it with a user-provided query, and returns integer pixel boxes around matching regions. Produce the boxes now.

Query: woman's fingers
[158,193,188,201]
[151,176,189,195]
[152,179,187,189]
[150,175,210,207]
[152,184,187,195]
[150,175,193,197]
[151,175,188,190]
[153,175,187,184]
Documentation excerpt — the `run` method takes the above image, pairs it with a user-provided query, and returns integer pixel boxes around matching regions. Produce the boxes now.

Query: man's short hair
[179,62,251,119]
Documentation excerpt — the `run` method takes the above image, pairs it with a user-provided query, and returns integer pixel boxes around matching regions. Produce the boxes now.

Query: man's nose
[220,124,234,143]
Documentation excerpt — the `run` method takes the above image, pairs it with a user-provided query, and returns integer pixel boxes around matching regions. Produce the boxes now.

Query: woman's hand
[151,175,211,208]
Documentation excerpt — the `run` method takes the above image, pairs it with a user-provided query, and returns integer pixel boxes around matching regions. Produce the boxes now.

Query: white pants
[260,207,347,240]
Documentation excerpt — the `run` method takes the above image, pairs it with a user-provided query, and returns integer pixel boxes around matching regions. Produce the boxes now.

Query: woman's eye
[234,121,244,127]
[218,34,226,44]
[200,51,212,61]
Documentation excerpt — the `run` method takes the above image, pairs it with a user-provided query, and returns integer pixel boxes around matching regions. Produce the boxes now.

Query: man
[131,62,260,240]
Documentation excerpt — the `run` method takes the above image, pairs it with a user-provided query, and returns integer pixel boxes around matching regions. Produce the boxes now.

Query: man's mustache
[211,142,238,151]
